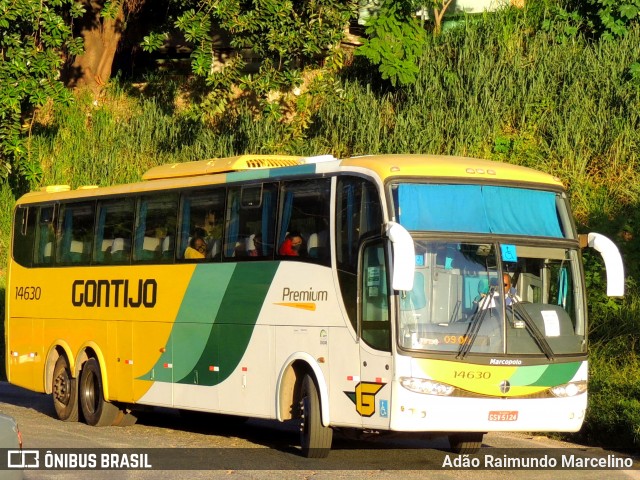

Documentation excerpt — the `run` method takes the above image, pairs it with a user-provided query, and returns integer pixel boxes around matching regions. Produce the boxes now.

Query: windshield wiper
[509,298,556,361]
[457,287,494,359]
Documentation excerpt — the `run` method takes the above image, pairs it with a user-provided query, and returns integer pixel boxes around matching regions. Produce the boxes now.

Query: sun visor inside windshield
[397,184,564,238]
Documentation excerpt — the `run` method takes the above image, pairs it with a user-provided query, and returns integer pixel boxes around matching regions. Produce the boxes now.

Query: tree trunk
[65,0,125,93]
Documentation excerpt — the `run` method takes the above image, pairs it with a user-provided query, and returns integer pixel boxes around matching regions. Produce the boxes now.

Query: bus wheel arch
[48,347,79,422]
[277,354,330,426]
[44,343,75,395]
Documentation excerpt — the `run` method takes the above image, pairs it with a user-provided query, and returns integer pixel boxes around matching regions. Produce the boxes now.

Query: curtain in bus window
[95,206,108,262]
[36,207,55,264]
[278,191,294,248]
[226,193,240,257]
[180,197,191,258]
[261,190,273,255]
[482,186,563,237]
[398,184,489,233]
[558,267,568,308]
[37,219,50,264]
[398,184,564,237]
[61,207,74,258]
[346,183,355,264]
[135,200,148,254]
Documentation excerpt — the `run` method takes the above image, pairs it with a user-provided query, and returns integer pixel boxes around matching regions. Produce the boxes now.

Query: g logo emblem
[345,382,386,417]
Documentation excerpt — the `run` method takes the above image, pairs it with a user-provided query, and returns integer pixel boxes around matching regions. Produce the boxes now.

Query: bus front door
[358,240,392,430]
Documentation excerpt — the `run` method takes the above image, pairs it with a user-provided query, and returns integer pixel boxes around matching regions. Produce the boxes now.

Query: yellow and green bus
[5,154,624,457]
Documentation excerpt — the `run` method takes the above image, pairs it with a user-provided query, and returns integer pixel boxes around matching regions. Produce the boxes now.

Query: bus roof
[15,154,563,205]
[341,154,564,187]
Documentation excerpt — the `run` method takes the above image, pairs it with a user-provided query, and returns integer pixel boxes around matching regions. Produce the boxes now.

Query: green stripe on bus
[501,362,582,388]
[270,164,316,177]
[526,361,581,387]
[226,170,271,183]
[175,261,280,386]
[508,364,548,385]
[138,264,237,383]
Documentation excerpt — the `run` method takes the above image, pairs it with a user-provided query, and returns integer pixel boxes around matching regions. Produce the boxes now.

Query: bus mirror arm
[385,221,415,292]
[585,232,625,297]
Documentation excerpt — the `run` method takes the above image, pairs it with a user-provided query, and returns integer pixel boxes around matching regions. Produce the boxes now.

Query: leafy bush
[355,0,427,86]
[0,0,84,183]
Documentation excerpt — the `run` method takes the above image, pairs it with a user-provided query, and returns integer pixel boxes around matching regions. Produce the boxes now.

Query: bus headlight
[400,377,455,396]
[550,380,587,398]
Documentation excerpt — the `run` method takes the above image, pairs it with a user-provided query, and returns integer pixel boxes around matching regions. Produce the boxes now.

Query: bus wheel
[448,433,483,454]
[79,358,120,427]
[299,374,332,458]
[52,356,79,422]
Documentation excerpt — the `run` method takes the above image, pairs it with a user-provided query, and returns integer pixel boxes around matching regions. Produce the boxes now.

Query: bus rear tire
[79,358,120,427]
[448,433,483,454]
[299,374,332,458]
[52,355,79,422]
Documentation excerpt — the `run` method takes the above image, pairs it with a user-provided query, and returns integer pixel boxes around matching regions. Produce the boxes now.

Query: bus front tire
[448,433,484,454]
[52,355,79,422]
[79,358,120,427]
[299,374,332,458]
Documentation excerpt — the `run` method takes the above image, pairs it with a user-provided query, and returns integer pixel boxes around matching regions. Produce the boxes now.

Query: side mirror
[579,232,625,297]
[385,221,415,291]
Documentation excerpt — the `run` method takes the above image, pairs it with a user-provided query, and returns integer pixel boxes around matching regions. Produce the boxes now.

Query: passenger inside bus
[247,234,262,257]
[184,236,206,260]
[279,233,303,256]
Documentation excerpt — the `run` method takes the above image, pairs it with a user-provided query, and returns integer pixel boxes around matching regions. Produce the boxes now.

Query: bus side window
[224,183,277,260]
[277,178,330,264]
[94,198,134,264]
[33,206,55,266]
[134,194,177,263]
[12,205,36,268]
[56,202,95,265]
[178,188,226,261]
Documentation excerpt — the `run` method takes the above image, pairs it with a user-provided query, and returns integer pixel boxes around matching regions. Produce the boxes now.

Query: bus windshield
[397,241,585,356]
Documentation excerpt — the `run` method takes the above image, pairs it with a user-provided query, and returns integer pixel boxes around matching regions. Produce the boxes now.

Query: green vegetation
[355,0,428,86]
[0,0,84,181]
[1,1,639,448]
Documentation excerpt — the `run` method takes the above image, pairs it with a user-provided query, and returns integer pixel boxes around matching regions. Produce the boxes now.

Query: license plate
[488,410,518,421]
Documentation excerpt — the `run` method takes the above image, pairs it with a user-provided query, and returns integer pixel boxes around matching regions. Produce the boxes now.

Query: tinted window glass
[134,194,178,263]
[57,202,95,265]
[179,189,225,261]
[94,198,135,264]
[12,206,36,267]
[225,184,278,259]
[277,179,330,264]
[34,206,55,266]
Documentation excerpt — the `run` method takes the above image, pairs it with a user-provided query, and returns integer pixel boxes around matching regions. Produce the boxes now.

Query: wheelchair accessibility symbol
[379,399,389,418]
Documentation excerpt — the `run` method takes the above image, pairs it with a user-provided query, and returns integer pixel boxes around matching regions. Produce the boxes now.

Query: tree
[144,0,357,119]
[431,0,453,34]
[0,0,84,182]
[64,0,146,93]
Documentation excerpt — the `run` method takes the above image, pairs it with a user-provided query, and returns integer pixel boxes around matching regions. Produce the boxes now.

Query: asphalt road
[0,381,638,480]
